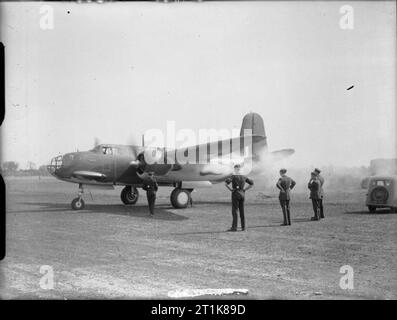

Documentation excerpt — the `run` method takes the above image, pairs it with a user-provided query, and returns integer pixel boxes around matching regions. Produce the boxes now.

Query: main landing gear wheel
[71,183,85,210]
[170,188,192,209]
[368,205,376,213]
[71,198,85,210]
[121,186,139,205]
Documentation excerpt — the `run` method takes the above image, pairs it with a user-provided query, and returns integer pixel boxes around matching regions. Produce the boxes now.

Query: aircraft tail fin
[240,112,267,157]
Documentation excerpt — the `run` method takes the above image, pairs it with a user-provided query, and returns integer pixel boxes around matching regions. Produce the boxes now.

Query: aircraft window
[102,147,113,155]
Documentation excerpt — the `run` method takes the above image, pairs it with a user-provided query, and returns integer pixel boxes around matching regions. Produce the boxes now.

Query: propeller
[94,137,101,147]
[125,133,145,161]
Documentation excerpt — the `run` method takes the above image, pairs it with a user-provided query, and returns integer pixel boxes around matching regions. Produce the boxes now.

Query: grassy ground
[1,176,396,299]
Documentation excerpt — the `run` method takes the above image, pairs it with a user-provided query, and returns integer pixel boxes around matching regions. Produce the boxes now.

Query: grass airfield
[1,176,396,299]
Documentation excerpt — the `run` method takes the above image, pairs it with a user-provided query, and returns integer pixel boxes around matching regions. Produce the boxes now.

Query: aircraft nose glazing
[47,155,63,175]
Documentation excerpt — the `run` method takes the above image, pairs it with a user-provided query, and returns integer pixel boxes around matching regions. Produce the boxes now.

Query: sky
[0,1,396,169]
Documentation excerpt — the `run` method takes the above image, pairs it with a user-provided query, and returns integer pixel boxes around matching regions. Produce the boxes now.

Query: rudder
[240,112,266,138]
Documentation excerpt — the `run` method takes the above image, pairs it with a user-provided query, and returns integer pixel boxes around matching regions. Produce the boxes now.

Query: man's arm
[225,178,233,192]
[290,179,296,189]
[243,177,254,191]
[276,179,285,192]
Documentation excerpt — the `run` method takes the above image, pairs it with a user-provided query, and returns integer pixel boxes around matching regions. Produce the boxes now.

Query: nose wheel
[71,184,85,210]
[71,197,85,210]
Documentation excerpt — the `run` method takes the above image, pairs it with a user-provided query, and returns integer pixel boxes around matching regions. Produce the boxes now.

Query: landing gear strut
[170,188,193,209]
[71,183,85,210]
[121,186,139,205]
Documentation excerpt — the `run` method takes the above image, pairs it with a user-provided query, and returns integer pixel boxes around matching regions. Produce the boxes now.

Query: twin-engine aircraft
[47,113,294,210]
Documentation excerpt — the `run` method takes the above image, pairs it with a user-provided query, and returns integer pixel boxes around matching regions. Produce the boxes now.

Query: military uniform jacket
[276,176,296,201]
[225,175,254,198]
[142,178,158,193]
[308,178,321,199]
[317,174,325,198]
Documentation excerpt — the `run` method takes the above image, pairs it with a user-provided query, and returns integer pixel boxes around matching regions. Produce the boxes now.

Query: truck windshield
[372,180,392,187]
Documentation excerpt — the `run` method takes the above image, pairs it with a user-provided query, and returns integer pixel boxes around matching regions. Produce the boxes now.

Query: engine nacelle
[135,148,173,176]
[143,147,163,165]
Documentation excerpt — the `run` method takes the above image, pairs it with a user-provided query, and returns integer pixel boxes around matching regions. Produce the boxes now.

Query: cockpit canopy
[90,144,133,156]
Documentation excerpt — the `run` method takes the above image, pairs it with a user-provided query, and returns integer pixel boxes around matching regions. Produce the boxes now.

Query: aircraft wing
[132,135,266,177]
[172,135,265,162]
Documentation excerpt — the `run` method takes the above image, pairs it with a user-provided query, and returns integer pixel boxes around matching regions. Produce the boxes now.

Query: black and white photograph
[0,0,396,304]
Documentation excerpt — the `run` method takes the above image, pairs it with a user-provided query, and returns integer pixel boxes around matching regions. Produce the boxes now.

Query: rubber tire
[170,189,190,209]
[368,205,376,213]
[121,186,139,205]
[71,198,85,210]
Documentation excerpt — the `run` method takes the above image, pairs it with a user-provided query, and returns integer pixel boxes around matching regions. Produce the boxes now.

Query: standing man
[314,168,325,219]
[308,172,321,221]
[225,164,254,232]
[188,190,193,207]
[276,169,296,226]
[142,172,158,216]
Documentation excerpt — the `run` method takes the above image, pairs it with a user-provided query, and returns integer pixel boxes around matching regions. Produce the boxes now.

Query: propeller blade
[94,137,100,147]
[126,133,143,159]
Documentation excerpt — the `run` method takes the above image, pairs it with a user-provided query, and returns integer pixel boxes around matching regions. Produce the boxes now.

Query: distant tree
[27,161,37,170]
[38,165,50,176]
[2,161,19,173]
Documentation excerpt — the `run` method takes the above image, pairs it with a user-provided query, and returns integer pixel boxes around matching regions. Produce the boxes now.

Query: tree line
[0,161,50,176]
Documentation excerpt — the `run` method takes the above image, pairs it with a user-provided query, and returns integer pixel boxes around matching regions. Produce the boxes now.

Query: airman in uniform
[276,169,296,226]
[225,164,254,232]
[308,172,321,221]
[314,168,325,219]
[142,172,158,216]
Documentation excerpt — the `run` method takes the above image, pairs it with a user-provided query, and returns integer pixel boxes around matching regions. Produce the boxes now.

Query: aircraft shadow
[14,202,189,221]
[171,223,295,235]
[191,200,278,206]
[290,217,319,223]
[191,200,230,206]
[345,209,396,215]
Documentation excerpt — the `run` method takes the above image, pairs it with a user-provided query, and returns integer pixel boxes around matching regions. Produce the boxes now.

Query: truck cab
[365,175,397,213]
